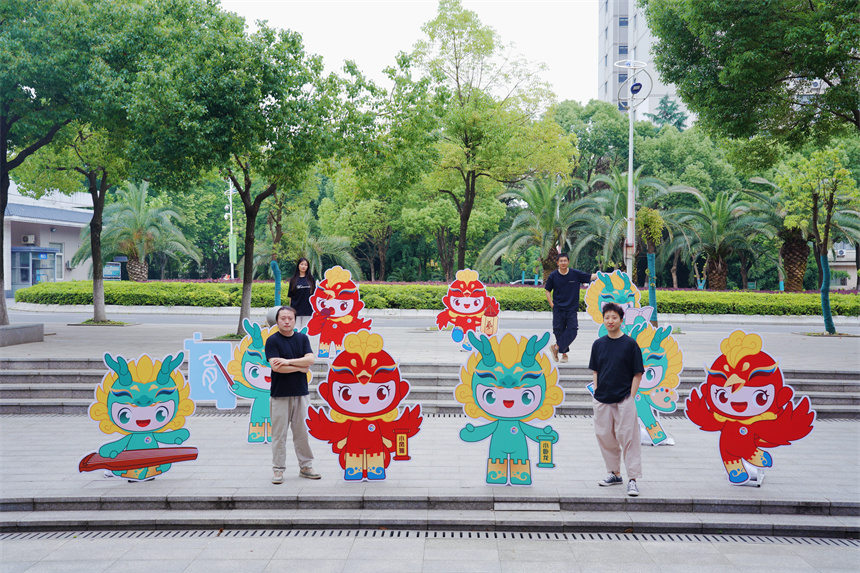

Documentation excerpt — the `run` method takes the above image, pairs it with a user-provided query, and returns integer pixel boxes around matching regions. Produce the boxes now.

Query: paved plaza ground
[2,303,859,570]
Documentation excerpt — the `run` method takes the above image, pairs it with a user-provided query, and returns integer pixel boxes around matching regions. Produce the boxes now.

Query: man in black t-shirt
[544,253,597,363]
[589,302,645,496]
[265,306,320,484]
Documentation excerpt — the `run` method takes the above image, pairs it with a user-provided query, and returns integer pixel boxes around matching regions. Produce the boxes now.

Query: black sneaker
[598,473,623,486]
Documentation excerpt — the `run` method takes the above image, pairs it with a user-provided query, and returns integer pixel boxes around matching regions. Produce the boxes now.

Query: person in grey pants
[265,306,321,483]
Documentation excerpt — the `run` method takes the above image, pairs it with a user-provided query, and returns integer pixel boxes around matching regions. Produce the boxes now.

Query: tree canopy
[643,0,860,162]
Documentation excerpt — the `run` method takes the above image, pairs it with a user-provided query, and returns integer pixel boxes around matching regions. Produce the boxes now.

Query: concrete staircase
[2,358,859,418]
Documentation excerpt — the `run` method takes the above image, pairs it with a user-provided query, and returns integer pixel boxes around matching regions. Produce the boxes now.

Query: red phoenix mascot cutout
[436,269,500,351]
[308,266,372,358]
[686,330,815,486]
[307,330,422,481]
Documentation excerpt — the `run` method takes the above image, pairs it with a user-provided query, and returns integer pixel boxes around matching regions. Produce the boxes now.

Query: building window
[605,55,608,67]
[604,0,608,12]
[619,17,628,26]
[605,27,609,39]
[618,73,628,85]
[50,242,64,280]
[633,14,637,28]
[619,45,628,56]
[604,82,608,95]
[619,101,628,111]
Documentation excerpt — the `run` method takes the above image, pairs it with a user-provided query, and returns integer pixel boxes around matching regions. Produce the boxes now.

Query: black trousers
[552,307,579,354]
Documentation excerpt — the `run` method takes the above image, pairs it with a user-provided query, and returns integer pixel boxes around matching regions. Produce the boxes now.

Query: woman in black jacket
[288,257,316,331]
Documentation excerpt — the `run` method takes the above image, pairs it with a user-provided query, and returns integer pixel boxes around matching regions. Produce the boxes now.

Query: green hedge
[14,280,860,316]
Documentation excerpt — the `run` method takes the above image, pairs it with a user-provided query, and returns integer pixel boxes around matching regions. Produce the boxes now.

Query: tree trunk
[436,227,454,282]
[88,171,109,322]
[738,252,749,290]
[541,246,559,282]
[0,171,8,326]
[820,254,835,334]
[855,241,859,290]
[780,228,809,292]
[454,171,477,271]
[671,250,679,289]
[238,206,257,335]
[707,257,728,290]
[127,257,148,282]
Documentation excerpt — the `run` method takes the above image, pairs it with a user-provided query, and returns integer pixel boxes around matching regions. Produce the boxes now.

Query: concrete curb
[8,302,859,326]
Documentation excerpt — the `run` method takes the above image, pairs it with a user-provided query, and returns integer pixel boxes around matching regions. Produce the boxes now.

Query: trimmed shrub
[13,280,860,316]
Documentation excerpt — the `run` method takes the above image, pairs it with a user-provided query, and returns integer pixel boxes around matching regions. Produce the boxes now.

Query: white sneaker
[272,470,284,484]
[627,479,640,497]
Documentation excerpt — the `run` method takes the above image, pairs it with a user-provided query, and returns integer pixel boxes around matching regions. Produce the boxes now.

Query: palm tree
[672,188,773,290]
[477,178,598,280]
[73,182,200,281]
[252,211,363,280]
[569,166,668,274]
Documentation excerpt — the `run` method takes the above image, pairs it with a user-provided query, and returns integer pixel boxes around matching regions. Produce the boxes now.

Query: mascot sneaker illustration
[686,330,816,486]
[308,266,373,359]
[79,353,197,481]
[585,270,652,337]
[455,332,563,485]
[217,319,277,443]
[436,269,500,350]
[306,330,422,481]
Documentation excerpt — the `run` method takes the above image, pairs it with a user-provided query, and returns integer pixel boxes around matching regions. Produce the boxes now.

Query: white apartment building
[597,0,692,126]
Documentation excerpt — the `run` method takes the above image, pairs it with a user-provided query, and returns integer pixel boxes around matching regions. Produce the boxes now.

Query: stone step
[2,383,858,407]
[4,491,856,515]
[1,508,856,537]
[2,397,858,418]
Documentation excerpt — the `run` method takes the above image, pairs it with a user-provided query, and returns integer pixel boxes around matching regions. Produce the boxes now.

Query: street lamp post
[224,186,238,280]
[615,59,652,281]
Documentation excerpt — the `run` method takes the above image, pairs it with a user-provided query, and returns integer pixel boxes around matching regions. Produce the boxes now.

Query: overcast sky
[219,0,599,105]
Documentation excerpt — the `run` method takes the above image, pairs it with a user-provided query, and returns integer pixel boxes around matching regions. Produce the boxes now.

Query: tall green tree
[414,0,573,271]
[72,182,199,281]
[644,95,689,131]
[776,148,859,333]
[643,0,860,165]
[5,0,219,322]
[672,189,772,290]
[130,20,340,334]
[477,178,597,280]
[553,100,628,187]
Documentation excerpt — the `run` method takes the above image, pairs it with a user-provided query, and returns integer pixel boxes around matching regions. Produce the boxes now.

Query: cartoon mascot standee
[79,353,197,481]
[307,266,373,359]
[219,319,277,443]
[455,332,563,485]
[436,269,500,351]
[306,330,422,481]
[686,330,815,486]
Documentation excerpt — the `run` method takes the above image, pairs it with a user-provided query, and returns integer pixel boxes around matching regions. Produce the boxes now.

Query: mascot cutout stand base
[455,332,562,486]
[79,353,197,482]
[307,330,422,481]
[686,330,816,486]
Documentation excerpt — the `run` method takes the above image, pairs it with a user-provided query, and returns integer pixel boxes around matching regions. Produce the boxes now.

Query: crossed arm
[269,352,315,373]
